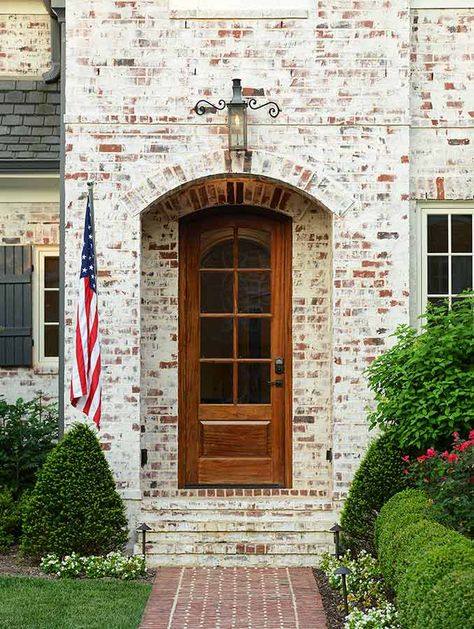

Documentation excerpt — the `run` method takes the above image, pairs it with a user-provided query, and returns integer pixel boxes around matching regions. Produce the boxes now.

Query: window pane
[44,325,59,357]
[44,290,59,322]
[452,256,472,294]
[427,256,448,294]
[201,229,233,268]
[44,256,59,288]
[238,318,270,358]
[201,318,233,358]
[427,215,448,253]
[200,272,233,313]
[427,297,449,312]
[238,272,270,313]
[238,363,270,404]
[451,215,472,253]
[238,229,270,268]
[200,363,233,403]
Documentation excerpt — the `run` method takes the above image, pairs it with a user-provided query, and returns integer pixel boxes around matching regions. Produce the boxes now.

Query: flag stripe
[70,194,102,428]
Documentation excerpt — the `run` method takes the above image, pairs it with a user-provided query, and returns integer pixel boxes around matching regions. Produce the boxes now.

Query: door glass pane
[44,291,59,322]
[428,215,448,253]
[201,363,233,403]
[238,229,270,268]
[238,363,270,404]
[238,318,270,358]
[201,318,233,358]
[451,215,472,253]
[238,272,270,313]
[44,257,59,288]
[427,256,448,294]
[201,228,233,268]
[452,256,472,294]
[201,272,233,313]
[44,325,59,357]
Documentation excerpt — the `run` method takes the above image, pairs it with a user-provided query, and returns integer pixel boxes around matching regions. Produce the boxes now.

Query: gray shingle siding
[0,80,60,163]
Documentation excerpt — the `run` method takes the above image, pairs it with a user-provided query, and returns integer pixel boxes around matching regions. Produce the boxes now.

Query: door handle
[267,379,284,387]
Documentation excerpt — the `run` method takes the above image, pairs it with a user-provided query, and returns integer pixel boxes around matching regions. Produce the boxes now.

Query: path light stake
[194,78,281,152]
[329,523,343,559]
[136,523,152,559]
[334,566,352,617]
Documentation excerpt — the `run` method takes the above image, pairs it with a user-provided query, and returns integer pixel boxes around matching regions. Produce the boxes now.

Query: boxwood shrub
[21,423,128,557]
[376,489,474,629]
[398,544,474,628]
[417,569,474,629]
[339,432,407,554]
[374,488,428,551]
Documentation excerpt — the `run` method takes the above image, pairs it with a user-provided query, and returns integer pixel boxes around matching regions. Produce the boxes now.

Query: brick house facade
[1,1,473,565]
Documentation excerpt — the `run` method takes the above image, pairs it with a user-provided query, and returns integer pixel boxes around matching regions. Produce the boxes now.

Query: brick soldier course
[140,567,327,629]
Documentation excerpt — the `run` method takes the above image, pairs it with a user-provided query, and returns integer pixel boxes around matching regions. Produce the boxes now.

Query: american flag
[70,189,102,428]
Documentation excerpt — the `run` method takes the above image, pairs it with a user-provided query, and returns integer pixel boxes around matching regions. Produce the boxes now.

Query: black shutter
[0,246,33,367]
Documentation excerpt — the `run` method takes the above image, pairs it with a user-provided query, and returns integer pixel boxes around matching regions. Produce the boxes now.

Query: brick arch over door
[118,149,356,219]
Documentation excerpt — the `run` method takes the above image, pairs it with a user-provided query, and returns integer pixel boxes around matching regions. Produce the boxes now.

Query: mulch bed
[313,568,345,629]
[0,547,156,583]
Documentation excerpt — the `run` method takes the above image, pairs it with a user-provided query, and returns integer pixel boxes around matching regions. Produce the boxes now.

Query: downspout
[42,1,61,84]
[48,0,66,438]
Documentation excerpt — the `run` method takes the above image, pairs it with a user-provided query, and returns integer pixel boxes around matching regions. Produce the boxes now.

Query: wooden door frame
[178,206,293,488]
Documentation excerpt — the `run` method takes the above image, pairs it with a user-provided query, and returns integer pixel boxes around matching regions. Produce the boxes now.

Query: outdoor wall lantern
[194,78,281,151]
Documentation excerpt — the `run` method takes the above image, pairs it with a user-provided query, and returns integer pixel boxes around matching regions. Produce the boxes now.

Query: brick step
[144,530,330,543]
[139,519,333,533]
[142,553,322,567]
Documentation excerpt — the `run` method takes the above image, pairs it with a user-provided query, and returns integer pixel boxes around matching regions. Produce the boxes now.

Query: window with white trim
[35,249,59,363]
[421,207,473,311]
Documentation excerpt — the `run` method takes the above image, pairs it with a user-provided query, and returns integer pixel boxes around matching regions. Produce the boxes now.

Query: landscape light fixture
[194,78,281,151]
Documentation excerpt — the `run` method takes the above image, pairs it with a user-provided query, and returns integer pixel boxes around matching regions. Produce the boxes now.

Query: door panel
[179,208,292,486]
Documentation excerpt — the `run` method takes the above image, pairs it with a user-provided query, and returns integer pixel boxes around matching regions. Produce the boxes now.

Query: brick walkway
[140,567,327,629]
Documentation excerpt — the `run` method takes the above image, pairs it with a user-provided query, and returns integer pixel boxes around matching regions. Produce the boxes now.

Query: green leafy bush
[417,569,474,629]
[379,518,467,589]
[21,423,128,557]
[374,488,428,551]
[40,552,146,580]
[405,431,474,536]
[376,489,474,629]
[366,296,474,451]
[0,487,20,550]
[398,544,474,628]
[0,394,58,494]
[340,433,407,554]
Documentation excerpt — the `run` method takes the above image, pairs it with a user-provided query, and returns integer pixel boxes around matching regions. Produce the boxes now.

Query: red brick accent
[140,567,327,629]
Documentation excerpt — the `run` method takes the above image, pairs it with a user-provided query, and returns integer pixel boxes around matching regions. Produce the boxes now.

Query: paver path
[140,567,328,629]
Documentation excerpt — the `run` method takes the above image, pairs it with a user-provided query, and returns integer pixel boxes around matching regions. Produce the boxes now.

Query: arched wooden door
[179,208,292,486]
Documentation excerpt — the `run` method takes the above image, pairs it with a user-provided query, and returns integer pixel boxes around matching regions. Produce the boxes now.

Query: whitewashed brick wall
[0,14,51,77]
[39,0,474,561]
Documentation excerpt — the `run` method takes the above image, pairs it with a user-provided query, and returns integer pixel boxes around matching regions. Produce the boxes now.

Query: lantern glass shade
[228,103,247,151]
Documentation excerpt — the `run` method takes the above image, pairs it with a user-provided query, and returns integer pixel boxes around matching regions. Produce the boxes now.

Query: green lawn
[0,576,152,629]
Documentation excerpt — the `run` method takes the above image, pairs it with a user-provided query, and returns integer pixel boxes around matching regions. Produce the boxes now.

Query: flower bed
[40,551,147,580]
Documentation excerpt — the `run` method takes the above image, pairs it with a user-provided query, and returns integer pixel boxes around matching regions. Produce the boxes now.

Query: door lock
[275,357,284,374]
[267,379,284,387]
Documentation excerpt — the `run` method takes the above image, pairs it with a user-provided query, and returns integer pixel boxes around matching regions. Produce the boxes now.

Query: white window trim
[418,202,474,316]
[33,247,60,368]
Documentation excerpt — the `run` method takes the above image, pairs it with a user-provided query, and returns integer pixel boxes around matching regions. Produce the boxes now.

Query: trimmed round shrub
[398,543,474,629]
[340,432,407,554]
[21,423,128,557]
[379,518,468,588]
[375,488,428,551]
[417,569,474,629]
